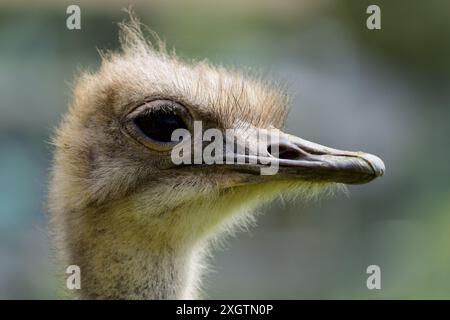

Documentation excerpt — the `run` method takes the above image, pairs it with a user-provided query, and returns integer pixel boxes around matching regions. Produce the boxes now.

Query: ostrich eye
[125,99,192,150]
[134,110,188,143]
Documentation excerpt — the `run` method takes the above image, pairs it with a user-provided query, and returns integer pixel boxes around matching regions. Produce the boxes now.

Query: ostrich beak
[229,128,385,185]
[269,132,385,184]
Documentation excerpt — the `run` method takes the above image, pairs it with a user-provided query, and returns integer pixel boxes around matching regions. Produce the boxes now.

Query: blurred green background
[0,0,449,299]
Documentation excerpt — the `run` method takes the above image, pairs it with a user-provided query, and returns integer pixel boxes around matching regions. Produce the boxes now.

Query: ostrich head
[48,18,384,299]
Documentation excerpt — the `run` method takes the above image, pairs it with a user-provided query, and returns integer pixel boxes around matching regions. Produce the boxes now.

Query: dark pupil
[134,111,187,143]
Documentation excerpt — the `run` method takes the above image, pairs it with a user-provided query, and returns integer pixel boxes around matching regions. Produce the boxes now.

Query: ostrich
[48,18,384,299]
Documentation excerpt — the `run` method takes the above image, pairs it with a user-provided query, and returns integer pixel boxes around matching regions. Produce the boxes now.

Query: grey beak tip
[362,153,386,177]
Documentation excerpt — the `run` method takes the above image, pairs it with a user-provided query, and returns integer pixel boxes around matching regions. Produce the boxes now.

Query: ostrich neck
[63,204,203,300]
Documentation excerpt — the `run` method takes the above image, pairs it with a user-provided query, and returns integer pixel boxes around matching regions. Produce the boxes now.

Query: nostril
[267,142,304,160]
